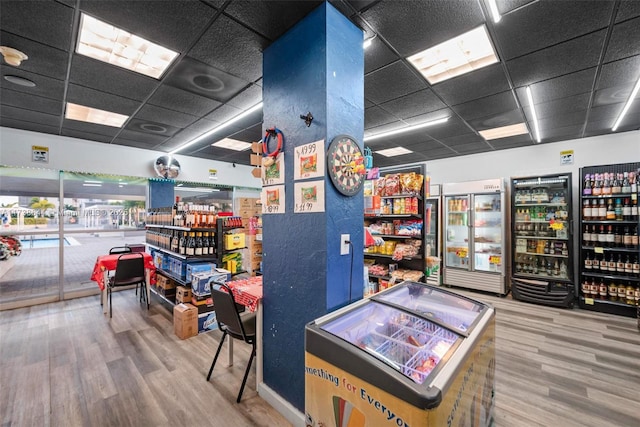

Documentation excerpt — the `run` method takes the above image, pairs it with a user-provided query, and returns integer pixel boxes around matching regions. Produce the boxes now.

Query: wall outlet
[340,234,350,255]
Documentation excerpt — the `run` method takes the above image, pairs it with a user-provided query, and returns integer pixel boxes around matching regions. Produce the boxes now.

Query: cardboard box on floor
[173,303,198,340]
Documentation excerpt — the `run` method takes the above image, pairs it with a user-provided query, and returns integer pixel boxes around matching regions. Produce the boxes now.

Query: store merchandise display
[364,164,426,296]
[511,174,575,308]
[579,162,640,317]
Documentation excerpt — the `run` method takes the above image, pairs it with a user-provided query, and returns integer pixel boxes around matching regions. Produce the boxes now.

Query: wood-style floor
[1,290,639,427]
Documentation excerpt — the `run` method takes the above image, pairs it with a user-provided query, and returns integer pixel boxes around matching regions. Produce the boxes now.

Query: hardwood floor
[0,290,638,427]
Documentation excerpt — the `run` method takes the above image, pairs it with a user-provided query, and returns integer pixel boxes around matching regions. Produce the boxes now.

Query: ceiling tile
[468,109,526,131]
[62,118,120,137]
[364,61,428,104]
[364,38,401,74]
[189,14,270,82]
[598,55,640,89]
[490,134,534,150]
[424,116,474,140]
[346,0,378,13]
[0,31,69,80]
[125,118,180,137]
[365,106,399,128]
[379,89,447,120]
[588,101,640,123]
[228,123,263,143]
[147,85,221,117]
[0,65,65,100]
[112,138,157,150]
[507,30,606,87]
[521,92,591,121]
[164,56,250,103]
[439,133,486,147]
[66,84,141,116]
[514,67,597,104]
[115,129,172,145]
[592,83,640,107]
[60,128,114,143]
[452,91,519,122]
[0,0,73,50]
[497,0,536,15]
[604,17,640,63]
[361,0,485,56]
[432,63,511,106]
[616,0,640,22]
[0,117,59,135]
[227,84,262,110]
[0,105,60,128]
[134,104,197,129]
[1,88,62,116]
[537,110,588,133]
[205,104,243,122]
[452,143,493,155]
[183,118,223,135]
[495,1,612,60]
[78,0,216,52]
[69,55,158,101]
[539,124,584,141]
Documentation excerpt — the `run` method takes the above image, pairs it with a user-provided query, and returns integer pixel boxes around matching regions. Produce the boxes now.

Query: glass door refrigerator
[442,179,509,295]
[305,281,495,427]
[425,184,441,286]
[510,174,575,308]
[579,162,639,317]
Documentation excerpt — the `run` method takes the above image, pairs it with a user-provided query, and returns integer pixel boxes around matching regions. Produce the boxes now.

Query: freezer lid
[318,301,461,386]
[373,281,486,336]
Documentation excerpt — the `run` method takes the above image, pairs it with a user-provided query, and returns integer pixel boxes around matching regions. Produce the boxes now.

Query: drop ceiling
[1,0,638,169]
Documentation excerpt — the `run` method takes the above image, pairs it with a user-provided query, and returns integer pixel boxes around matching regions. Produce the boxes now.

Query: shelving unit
[364,164,427,295]
[578,162,640,317]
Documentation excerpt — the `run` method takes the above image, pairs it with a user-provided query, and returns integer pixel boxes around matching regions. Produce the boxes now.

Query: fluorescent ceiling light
[526,86,541,143]
[77,13,178,79]
[169,102,263,155]
[612,75,640,131]
[82,183,102,187]
[364,117,449,142]
[487,0,501,23]
[175,187,220,193]
[375,147,413,157]
[407,25,498,84]
[212,138,252,151]
[478,123,528,140]
[66,103,129,127]
[83,180,103,184]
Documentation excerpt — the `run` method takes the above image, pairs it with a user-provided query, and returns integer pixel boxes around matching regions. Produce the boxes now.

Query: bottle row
[147,197,219,228]
[515,205,569,222]
[582,225,639,249]
[581,279,640,306]
[146,230,216,257]
[514,188,566,204]
[517,239,568,256]
[515,222,566,238]
[514,256,568,278]
[583,170,638,197]
[582,197,638,221]
[583,252,640,276]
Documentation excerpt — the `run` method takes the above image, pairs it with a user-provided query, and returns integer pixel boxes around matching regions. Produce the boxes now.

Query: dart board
[327,134,365,196]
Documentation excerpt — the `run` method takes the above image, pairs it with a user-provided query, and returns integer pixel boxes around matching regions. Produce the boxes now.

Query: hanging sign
[32,145,49,163]
[294,139,325,180]
[294,180,325,213]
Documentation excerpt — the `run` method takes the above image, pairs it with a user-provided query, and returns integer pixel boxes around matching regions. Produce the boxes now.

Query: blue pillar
[148,178,174,209]
[261,2,364,411]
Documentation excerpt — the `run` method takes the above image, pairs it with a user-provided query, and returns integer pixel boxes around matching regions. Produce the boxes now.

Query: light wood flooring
[0,290,639,427]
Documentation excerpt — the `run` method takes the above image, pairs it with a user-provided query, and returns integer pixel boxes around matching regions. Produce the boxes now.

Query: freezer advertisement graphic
[305,320,495,427]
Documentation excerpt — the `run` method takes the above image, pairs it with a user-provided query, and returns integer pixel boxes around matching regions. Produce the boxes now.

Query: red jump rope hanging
[262,127,283,167]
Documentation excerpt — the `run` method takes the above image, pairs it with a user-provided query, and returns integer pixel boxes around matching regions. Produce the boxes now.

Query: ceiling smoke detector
[0,46,28,66]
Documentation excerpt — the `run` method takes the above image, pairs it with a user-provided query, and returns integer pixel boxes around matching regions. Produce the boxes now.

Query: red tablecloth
[90,252,156,291]
[227,276,263,312]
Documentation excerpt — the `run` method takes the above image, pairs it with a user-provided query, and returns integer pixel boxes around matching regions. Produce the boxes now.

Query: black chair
[108,253,148,318]
[109,246,132,255]
[206,282,256,403]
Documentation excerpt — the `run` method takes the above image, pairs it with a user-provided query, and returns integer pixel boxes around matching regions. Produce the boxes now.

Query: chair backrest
[211,282,251,342]
[109,246,132,255]
[112,253,145,286]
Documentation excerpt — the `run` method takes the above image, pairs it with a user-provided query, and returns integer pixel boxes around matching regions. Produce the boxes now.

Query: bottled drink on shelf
[616,253,625,274]
[623,227,632,248]
[624,255,633,275]
[612,173,622,194]
[631,226,639,248]
[178,231,186,255]
[622,171,631,193]
[581,279,590,298]
[606,199,615,220]
[201,232,209,256]
[607,253,616,272]
[614,225,622,247]
[632,198,639,221]
[606,225,615,247]
[598,279,608,299]
[583,174,592,195]
[207,231,216,255]
[583,199,592,219]
[608,281,618,301]
[584,252,593,270]
[589,279,599,298]
[597,199,606,220]
[633,256,640,277]
[195,232,203,256]
[170,230,179,253]
[593,174,602,196]
[186,232,196,256]
[614,198,623,220]
[602,173,611,195]
[626,283,636,305]
[617,282,627,301]
[622,198,632,220]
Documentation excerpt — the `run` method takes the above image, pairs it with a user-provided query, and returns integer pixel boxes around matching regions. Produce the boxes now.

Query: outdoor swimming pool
[22,237,78,248]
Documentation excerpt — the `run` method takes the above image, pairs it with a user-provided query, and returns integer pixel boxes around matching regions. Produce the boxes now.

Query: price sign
[489,255,501,264]
[294,139,324,180]
[584,297,594,305]
[294,202,314,212]
[294,181,325,213]
[264,205,280,213]
[262,153,285,186]
[456,249,468,258]
[550,220,565,230]
[261,184,285,214]
[594,247,604,254]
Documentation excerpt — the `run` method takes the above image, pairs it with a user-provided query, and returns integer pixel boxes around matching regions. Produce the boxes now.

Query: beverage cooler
[579,162,640,317]
[425,185,441,286]
[511,174,575,308]
[305,281,495,427]
[442,179,508,295]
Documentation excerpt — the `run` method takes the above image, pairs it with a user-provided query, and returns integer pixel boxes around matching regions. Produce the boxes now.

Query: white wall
[0,127,262,189]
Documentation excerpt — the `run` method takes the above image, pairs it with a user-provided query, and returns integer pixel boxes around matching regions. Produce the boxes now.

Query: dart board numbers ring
[327,134,365,196]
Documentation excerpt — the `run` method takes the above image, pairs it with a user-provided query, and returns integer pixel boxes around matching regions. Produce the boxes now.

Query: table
[226,277,264,388]
[90,252,156,314]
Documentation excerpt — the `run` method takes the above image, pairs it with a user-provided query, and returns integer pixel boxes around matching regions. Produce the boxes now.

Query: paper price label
[594,247,604,254]
[456,249,468,258]
[584,298,594,305]
[489,255,501,264]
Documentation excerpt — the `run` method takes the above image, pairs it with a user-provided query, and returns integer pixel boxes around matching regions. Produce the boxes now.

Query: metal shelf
[146,243,218,262]
[581,271,640,282]
[364,253,422,260]
[150,287,176,306]
[582,245,640,253]
[516,251,568,258]
[513,272,572,283]
[380,194,422,200]
[515,202,568,206]
[515,235,568,240]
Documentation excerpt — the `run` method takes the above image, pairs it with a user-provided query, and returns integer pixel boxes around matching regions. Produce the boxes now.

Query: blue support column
[148,178,174,209]
[261,2,364,411]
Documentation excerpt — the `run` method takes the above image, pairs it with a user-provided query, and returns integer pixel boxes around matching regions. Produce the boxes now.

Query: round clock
[327,134,365,196]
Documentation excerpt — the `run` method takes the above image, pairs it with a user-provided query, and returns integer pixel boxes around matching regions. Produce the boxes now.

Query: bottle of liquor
[599,253,609,271]
[170,230,179,253]
[597,224,606,245]
[208,232,216,255]
[616,253,625,274]
[623,226,632,248]
[629,283,639,305]
[583,173,592,195]
[593,174,602,196]
[617,282,627,301]
[581,279,591,298]
[602,172,611,195]
[635,285,640,306]
[607,252,616,272]
[624,255,633,275]
[613,225,622,247]
[598,199,607,220]
[590,278,600,298]
[621,171,631,193]
[598,279,608,300]
[584,251,592,270]
[612,173,622,194]
[632,226,639,249]
[614,198,623,220]
[195,232,203,256]
[186,232,196,256]
[178,231,186,255]
[201,232,209,256]
[606,199,616,220]
[606,225,615,247]
[583,198,592,219]
[172,197,179,226]
[632,198,639,221]
[608,281,618,301]
[633,256,640,277]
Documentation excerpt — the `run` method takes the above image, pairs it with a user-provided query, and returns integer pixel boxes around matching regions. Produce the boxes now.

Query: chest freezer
[305,281,495,427]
